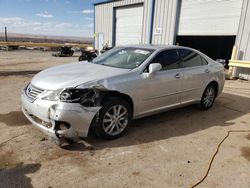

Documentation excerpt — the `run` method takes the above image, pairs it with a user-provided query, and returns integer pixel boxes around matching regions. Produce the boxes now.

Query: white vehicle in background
[21,45,225,144]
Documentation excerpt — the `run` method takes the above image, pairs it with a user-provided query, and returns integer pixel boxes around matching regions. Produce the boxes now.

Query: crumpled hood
[31,62,130,90]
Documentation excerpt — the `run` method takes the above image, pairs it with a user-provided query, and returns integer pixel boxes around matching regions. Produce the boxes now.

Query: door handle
[175,73,181,79]
[205,69,210,73]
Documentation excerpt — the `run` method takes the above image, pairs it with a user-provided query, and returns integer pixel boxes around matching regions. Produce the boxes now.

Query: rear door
[178,49,210,103]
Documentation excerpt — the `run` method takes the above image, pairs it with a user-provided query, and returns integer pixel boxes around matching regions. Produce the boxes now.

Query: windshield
[92,47,154,69]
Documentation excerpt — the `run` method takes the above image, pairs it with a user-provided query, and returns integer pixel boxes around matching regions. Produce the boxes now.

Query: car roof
[115,44,194,51]
[115,44,214,62]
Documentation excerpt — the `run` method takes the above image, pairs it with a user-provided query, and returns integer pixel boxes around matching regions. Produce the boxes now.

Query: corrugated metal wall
[94,0,179,46]
[151,0,179,45]
[178,0,243,36]
[95,0,149,47]
[234,0,250,80]
[235,0,250,61]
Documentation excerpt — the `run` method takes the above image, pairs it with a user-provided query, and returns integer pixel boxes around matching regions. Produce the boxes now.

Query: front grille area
[25,84,45,101]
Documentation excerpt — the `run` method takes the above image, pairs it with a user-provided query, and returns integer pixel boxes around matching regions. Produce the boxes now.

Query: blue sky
[0,0,104,37]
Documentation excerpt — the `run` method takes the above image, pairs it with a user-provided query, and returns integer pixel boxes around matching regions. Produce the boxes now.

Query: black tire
[200,84,216,110]
[79,55,87,61]
[69,50,74,56]
[94,97,132,139]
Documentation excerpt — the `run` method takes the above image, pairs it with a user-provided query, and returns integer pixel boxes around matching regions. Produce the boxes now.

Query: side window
[178,49,203,68]
[201,57,208,65]
[152,49,181,70]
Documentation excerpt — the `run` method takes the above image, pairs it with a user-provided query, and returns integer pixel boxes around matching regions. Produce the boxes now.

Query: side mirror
[149,63,162,75]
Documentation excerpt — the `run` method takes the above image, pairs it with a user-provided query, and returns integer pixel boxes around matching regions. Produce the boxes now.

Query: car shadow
[0,162,41,188]
[65,92,250,151]
[0,70,41,77]
[0,111,30,126]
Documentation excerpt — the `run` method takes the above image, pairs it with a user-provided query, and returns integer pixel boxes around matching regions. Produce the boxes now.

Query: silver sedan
[21,45,225,144]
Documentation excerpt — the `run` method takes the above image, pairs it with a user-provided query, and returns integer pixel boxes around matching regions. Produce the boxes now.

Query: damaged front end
[22,85,108,145]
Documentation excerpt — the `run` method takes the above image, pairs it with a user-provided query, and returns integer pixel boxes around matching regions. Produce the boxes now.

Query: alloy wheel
[102,105,129,136]
[203,87,215,108]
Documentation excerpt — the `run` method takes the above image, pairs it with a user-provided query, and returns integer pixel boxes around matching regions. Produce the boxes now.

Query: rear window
[178,49,203,67]
[201,57,208,65]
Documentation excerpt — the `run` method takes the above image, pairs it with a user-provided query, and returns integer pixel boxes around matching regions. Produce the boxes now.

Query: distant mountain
[0,32,93,44]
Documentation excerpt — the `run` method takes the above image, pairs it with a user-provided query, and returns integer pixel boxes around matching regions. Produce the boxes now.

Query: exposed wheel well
[207,81,219,97]
[100,91,134,116]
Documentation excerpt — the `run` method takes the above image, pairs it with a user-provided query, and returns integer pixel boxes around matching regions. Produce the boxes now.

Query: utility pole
[5,27,8,42]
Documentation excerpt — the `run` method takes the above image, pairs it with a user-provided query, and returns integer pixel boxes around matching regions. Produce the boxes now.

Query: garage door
[178,0,243,35]
[115,4,143,45]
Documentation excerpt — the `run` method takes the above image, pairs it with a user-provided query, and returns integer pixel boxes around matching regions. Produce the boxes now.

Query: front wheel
[94,97,132,139]
[200,84,216,110]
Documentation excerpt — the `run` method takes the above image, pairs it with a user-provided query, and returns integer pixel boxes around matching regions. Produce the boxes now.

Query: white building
[94,0,250,80]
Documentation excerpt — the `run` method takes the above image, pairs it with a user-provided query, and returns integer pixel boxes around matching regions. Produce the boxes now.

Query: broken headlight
[60,88,91,102]
[42,89,63,101]
[42,88,96,104]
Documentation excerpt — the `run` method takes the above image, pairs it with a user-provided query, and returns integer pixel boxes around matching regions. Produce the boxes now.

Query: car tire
[69,50,74,56]
[79,55,87,61]
[200,84,216,110]
[94,97,132,139]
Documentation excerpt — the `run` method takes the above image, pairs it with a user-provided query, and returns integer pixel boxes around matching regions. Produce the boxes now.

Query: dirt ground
[0,50,250,188]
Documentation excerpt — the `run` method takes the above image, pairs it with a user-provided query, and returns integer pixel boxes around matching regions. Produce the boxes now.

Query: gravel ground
[0,50,250,188]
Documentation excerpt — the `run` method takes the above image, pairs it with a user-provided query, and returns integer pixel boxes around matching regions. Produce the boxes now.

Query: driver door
[135,49,183,116]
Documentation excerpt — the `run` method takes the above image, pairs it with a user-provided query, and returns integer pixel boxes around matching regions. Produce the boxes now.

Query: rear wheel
[200,84,216,110]
[94,97,131,139]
